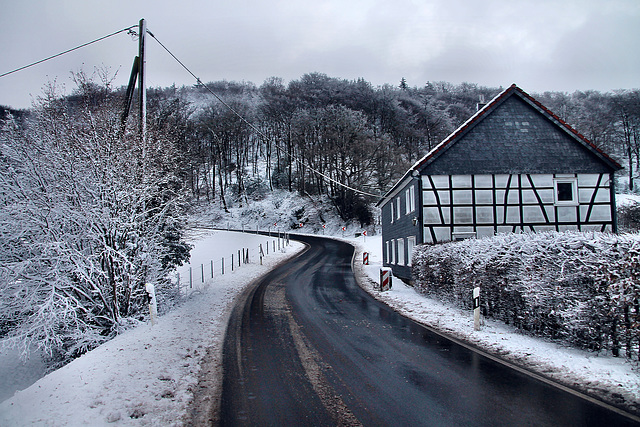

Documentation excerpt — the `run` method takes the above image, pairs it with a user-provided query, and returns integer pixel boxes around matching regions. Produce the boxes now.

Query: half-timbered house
[377,84,622,280]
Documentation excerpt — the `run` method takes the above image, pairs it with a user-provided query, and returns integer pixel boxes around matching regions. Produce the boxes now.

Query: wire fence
[173,230,291,297]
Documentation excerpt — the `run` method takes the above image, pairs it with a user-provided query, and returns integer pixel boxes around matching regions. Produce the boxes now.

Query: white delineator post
[473,286,481,331]
[146,283,158,326]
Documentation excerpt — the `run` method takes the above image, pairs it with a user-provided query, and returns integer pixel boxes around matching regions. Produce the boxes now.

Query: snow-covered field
[1,229,639,425]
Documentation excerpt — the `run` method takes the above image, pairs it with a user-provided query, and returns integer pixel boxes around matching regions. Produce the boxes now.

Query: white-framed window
[390,202,394,223]
[397,238,405,265]
[405,185,416,214]
[407,236,416,266]
[396,197,401,220]
[390,239,395,264]
[554,178,578,206]
[385,240,389,263]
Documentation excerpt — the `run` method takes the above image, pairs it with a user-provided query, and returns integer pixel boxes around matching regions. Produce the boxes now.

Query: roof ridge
[409,84,516,172]
[512,86,622,169]
[378,83,622,205]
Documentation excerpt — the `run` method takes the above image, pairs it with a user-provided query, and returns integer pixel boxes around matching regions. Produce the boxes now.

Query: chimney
[476,94,486,111]
[476,95,487,111]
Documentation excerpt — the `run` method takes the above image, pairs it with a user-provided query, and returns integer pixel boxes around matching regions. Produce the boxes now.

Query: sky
[0,0,639,109]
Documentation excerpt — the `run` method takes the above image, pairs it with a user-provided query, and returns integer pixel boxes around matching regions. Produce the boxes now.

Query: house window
[390,239,395,264]
[385,241,390,263]
[407,236,416,266]
[390,202,394,223]
[406,185,416,214]
[396,197,401,220]
[554,178,578,205]
[397,238,405,265]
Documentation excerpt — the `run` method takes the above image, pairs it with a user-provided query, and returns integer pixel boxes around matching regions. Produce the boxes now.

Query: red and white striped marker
[363,252,369,265]
[380,268,392,291]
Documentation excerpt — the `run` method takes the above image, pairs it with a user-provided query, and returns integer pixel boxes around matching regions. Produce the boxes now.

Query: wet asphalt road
[219,235,637,426]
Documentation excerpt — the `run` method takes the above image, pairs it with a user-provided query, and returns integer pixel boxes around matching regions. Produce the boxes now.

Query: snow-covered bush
[412,231,640,361]
[618,200,640,232]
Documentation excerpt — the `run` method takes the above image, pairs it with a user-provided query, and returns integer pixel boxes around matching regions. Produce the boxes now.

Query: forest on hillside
[1,71,639,364]
[3,73,640,211]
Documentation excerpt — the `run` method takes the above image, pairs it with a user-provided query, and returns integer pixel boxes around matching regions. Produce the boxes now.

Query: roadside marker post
[473,287,481,331]
[380,267,392,291]
[363,252,369,265]
[145,283,158,326]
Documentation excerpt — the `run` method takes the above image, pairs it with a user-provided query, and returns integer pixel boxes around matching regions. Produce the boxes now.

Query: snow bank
[0,230,304,426]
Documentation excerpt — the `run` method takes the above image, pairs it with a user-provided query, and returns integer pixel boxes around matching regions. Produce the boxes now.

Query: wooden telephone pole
[138,18,147,146]
[119,18,147,144]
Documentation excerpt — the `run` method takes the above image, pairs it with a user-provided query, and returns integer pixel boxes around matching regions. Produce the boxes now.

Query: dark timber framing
[377,84,623,281]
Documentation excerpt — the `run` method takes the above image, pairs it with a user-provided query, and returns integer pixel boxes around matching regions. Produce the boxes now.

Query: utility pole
[138,18,147,145]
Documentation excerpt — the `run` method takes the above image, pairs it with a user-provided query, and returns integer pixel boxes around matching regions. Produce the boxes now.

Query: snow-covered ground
[0,230,305,426]
[1,229,639,425]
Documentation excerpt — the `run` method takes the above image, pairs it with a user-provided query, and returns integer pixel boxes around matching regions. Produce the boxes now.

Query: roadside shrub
[618,201,640,233]
[412,231,640,361]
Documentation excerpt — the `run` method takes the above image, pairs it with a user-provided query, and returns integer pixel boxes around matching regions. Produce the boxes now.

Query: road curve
[219,235,637,426]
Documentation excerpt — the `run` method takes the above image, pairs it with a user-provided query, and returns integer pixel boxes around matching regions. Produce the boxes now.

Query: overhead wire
[0,23,383,199]
[146,29,383,199]
[0,25,138,79]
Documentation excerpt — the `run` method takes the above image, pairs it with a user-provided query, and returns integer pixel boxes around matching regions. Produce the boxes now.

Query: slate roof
[377,84,622,207]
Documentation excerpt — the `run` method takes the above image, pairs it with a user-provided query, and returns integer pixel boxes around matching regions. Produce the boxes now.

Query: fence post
[211,259,214,278]
[201,263,204,283]
[238,250,241,267]
[232,254,234,271]
[266,241,269,254]
[189,267,193,288]
[222,257,225,275]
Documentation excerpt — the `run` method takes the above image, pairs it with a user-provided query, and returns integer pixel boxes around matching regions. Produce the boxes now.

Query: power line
[146,30,382,199]
[0,25,138,79]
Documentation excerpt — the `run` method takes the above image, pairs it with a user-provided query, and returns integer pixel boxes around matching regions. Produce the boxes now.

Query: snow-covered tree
[0,73,190,364]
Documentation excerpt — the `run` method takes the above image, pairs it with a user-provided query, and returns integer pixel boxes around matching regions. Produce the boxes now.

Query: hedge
[412,231,640,361]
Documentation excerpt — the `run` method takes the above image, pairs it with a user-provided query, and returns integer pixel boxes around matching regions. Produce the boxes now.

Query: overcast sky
[1,0,638,109]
